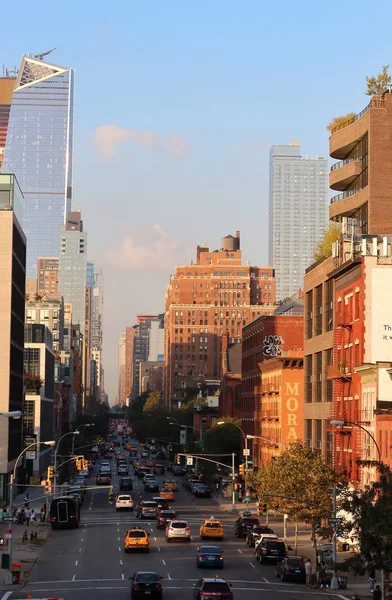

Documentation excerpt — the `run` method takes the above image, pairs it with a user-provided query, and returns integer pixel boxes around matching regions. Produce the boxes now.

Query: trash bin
[338,576,347,589]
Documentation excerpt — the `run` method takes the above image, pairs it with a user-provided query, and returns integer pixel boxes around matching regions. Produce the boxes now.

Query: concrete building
[26,278,37,297]
[92,348,102,397]
[147,365,164,394]
[37,257,59,297]
[0,72,16,170]
[124,326,137,403]
[139,361,163,394]
[164,232,275,407]
[269,143,328,300]
[92,269,103,351]
[241,315,304,466]
[2,54,75,277]
[148,317,164,361]
[304,90,392,481]
[58,212,87,334]
[133,315,160,400]
[25,296,64,354]
[0,174,25,502]
[24,324,55,478]
[118,332,126,405]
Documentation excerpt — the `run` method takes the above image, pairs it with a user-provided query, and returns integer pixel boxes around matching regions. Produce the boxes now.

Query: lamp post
[71,423,95,455]
[6,440,55,585]
[217,421,249,474]
[53,431,80,498]
[330,419,381,463]
[0,411,22,419]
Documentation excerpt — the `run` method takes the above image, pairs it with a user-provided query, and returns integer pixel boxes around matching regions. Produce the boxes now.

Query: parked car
[166,519,191,542]
[233,516,260,538]
[255,536,287,563]
[130,571,163,599]
[246,525,275,547]
[276,556,306,582]
[196,546,224,569]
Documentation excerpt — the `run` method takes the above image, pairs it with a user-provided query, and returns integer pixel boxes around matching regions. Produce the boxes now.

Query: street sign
[243,449,250,456]
[328,518,342,526]
[26,451,36,460]
[180,429,187,445]
[186,456,194,466]
[24,435,37,460]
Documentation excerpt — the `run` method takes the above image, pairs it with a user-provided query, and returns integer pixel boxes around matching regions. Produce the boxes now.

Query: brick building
[37,257,59,297]
[241,315,304,465]
[163,232,275,407]
[219,333,242,418]
[304,90,392,484]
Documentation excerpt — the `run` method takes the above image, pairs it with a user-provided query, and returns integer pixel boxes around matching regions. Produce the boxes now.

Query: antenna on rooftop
[34,48,57,61]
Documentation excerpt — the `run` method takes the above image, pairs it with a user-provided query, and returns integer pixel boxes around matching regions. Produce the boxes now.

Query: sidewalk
[214,494,371,595]
[0,483,51,590]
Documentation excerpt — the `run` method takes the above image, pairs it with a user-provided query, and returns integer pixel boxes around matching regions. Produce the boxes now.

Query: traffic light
[176,455,181,465]
[262,503,268,516]
[47,466,54,480]
[239,463,245,477]
[108,487,115,504]
[76,458,83,471]
[83,459,88,470]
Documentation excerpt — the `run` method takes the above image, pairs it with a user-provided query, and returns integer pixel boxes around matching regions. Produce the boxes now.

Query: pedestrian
[305,559,312,587]
[369,566,376,593]
[24,492,30,507]
[319,561,328,588]
[25,506,31,526]
[374,585,382,600]
[40,504,46,522]
[30,508,36,523]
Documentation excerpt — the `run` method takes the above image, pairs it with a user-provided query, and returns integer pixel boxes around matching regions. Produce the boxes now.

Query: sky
[2,0,392,403]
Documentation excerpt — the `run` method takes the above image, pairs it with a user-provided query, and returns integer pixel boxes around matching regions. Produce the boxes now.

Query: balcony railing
[331,188,363,204]
[330,96,386,134]
[330,158,361,172]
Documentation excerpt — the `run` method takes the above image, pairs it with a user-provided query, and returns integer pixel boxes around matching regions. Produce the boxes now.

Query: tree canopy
[203,418,241,456]
[326,112,355,132]
[366,65,391,96]
[143,391,161,412]
[313,222,341,262]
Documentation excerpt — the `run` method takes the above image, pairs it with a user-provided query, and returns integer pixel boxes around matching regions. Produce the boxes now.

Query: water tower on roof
[221,230,240,251]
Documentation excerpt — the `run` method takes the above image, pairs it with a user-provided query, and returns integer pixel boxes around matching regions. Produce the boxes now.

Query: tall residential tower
[269,142,328,300]
[2,53,75,276]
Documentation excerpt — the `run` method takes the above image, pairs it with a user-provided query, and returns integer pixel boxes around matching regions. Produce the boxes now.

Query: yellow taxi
[159,488,175,501]
[146,459,155,467]
[163,479,178,492]
[200,516,224,540]
[124,528,149,552]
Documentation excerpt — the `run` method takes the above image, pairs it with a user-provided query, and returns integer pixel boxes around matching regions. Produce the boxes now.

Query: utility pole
[231,452,236,512]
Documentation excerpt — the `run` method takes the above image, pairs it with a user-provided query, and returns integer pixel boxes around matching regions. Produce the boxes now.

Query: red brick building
[219,333,242,418]
[241,315,304,462]
[163,232,275,407]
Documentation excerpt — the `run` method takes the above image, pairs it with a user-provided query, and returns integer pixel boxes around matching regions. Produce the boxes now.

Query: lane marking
[79,548,82,552]
[1,592,13,600]
[120,559,123,565]
[167,573,172,580]
[122,573,125,580]
[263,577,268,582]
[249,562,255,568]
[75,560,78,566]
[118,546,121,552]
[238,549,243,554]
[157,546,161,552]
[81,538,84,542]
[162,559,166,565]
[117,536,120,541]
[72,574,76,581]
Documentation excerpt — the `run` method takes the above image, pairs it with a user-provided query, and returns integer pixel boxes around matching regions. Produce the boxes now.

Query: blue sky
[2,0,392,402]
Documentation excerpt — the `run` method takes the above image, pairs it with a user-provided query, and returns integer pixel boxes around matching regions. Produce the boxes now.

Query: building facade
[37,257,59,297]
[132,315,160,400]
[2,54,75,277]
[118,332,126,405]
[164,232,275,407]
[148,317,164,362]
[269,143,328,301]
[219,333,242,419]
[0,73,16,170]
[25,296,64,354]
[58,212,87,333]
[0,174,25,502]
[124,326,137,403]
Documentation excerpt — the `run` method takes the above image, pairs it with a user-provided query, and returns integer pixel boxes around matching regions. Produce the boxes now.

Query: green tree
[366,65,392,96]
[338,464,392,580]
[313,222,341,262]
[250,441,339,556]
[143,391,161,412]
[204,418,241,456]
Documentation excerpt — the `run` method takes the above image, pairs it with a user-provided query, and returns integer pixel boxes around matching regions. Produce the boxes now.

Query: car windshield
[118,496,131,501]
[143,502,157,507]
[205,522,221,528]
[242,519,259,526]
[254,526,272,533]
[200,547,220,554]
[147,480,158,484]
[128,531,146,538]
[136,573,158,582]
[160,512,176,518]
[288,558,305,566]
[203,582,230,592]
[171,522,187,528]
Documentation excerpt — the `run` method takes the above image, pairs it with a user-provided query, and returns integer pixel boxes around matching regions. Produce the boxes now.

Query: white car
[116,495,134,511]
[79,470,89,477]
[166,519,191,542]
[254,533,278,552]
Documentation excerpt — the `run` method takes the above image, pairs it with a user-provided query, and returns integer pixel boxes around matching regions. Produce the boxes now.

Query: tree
[326,112,355,132]
[313,222,341,262]
[338,464,392,580]
[143,392,161,412]
[250,441,339,556]
[203,418,241,456]
[366,65,391,96]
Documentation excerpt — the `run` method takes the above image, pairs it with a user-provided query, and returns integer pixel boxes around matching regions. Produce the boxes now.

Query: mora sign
[282,381,303,443]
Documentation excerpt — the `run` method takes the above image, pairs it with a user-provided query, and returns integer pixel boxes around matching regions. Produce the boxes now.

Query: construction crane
[33,48,57,61]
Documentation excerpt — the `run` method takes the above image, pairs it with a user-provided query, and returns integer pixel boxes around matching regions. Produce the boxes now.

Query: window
[305,355,313,403]
[325,279,333,332]
[315,352,322,402]
[315,420,322,451]
[325,348,333,402]
[305,420,312,447]
[306,290,313,339]
[315,285,322,336]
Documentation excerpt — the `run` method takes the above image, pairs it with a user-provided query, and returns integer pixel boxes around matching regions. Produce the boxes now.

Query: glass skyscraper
[269,142,328,301]
[2,54,74,277]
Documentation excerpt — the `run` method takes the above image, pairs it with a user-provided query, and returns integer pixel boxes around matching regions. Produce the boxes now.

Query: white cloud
[92,125,188,159]
[105,224,182,271]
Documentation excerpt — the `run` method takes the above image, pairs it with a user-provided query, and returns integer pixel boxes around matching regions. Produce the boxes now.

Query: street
[2,451,350,600]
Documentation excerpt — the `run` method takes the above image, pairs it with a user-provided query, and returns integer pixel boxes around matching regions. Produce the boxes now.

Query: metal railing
[331,96,386,134]
[330,157,361,172]
[330,187,362,204]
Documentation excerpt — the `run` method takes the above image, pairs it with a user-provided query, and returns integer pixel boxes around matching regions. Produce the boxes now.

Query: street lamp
[246,434,286,448]
[6,440,55,584]
[53,431,80,497]
[71,423,95,455]
[330,420,381,463]
[0,411,22,419]
[217,421,249,474]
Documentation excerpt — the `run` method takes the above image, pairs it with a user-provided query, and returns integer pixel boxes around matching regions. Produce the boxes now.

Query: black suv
[193,578,233,599]
[245,525,274,547]
[120,477,133,491]
[255,537,287,563]
[136,501,158,519]
[156,510,177,530]
[233,516,260,538]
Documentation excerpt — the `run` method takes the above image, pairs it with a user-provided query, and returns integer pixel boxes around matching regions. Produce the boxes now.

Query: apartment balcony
[329,97,385,159]
[329,186,368,221]
[260,408,280,419]
[327,363,352,379]
[330,159,362,191]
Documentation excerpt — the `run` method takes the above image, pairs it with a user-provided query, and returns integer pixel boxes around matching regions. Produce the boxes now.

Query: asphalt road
[3,450,349,600]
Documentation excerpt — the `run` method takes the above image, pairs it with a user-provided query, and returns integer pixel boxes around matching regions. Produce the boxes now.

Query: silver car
[166,519,192,542]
